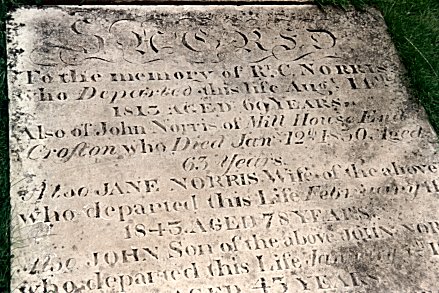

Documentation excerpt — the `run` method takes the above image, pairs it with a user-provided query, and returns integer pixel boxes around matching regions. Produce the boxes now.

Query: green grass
[0,0,438,292]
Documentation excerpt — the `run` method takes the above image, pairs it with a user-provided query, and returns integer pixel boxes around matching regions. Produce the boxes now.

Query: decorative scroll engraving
[29,14,338,66]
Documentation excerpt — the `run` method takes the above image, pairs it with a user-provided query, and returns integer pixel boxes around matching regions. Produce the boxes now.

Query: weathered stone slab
[7,5,439,292]
[43,0,312,3]
[84,0,313,2]
[90,0,312,2]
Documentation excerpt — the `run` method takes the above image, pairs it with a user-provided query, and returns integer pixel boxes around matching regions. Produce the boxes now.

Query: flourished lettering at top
[29,16,338,66]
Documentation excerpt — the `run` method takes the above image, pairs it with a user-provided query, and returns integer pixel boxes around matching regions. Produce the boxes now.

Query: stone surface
[7,5,439,292]
[84,0,313,2]
[42,0,312,4]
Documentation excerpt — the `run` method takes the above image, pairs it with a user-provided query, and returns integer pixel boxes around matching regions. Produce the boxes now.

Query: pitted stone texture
[8,5,439,292]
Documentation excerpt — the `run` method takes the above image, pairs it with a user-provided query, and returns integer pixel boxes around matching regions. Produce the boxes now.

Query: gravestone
[7,5,439,292]
[41,0,312,4]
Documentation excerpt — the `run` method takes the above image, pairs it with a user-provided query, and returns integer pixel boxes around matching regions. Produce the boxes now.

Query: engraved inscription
[8,5,439,293]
